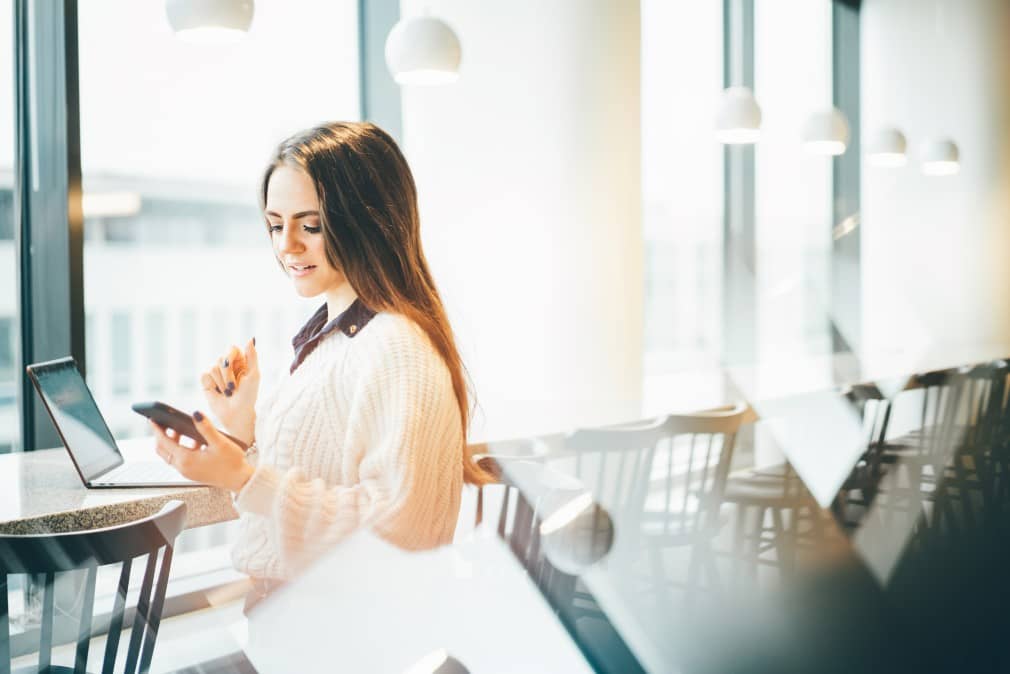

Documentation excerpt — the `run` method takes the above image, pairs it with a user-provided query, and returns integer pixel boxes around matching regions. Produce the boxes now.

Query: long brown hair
[261,121,492,486]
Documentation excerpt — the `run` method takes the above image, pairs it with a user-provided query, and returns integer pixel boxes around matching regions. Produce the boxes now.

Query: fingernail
[227,381,235,390]
[224,389,232,397]
[215,386,221,394]
[223,359,229,367]
[193,411,204,422]
[253,336,256,346]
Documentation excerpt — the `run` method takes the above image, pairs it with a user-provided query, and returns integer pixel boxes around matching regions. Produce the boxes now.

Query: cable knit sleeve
[233,316,463,575]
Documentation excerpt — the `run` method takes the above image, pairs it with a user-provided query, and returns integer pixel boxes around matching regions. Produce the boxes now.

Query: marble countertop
[0,437,238,535]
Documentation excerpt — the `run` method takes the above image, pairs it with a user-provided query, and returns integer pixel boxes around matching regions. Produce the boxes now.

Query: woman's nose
[277,224,303,253]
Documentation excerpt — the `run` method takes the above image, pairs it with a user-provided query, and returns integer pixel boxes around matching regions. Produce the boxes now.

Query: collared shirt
[290,298,377,373]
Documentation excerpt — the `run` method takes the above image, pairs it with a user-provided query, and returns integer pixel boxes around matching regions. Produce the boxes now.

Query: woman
[151,121,490,587]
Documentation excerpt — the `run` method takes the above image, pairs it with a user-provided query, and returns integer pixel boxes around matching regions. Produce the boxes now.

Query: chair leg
[74,565,98,674]
[750,506,767,586]
[770,507,794,580]
[731,504,747,592]
[647,542,673,609]
[697,538,722,598]
[124,552,158,674]
[138,546,174,674]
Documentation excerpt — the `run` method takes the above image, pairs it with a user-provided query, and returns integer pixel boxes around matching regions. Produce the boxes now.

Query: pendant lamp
[866,127,907,167]
[165,0,254,44]
[920,138,960,176]
[918,3,960,176]
[802,108,850,156]
[715,86,762,145]
[385,15,462,85]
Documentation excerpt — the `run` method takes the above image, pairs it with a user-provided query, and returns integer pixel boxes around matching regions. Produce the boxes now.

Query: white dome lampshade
[165,0,254,44]
[385,16,462,86]
[920,138,960,176]
[867,127,908,167]
[715,86,762,144]
[802,108,850,155]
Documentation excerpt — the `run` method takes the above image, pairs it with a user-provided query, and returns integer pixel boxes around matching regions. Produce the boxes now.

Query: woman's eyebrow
[264,210,320,219]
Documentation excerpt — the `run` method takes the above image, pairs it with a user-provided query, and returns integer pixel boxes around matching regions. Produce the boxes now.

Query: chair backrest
[647,403,750,537]
[990,360,1010,453]
[562,404,750,540]
[902,368,969,467]
[963,360,1010,451]
[0,500,187,674]
[473,420,662,579]
[469,437,546,576]
[562,418,668,526]
[843,383,892,475]
[844,383,890,440]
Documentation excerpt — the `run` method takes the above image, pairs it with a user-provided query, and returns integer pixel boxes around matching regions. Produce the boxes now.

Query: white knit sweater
[230,312,463,580]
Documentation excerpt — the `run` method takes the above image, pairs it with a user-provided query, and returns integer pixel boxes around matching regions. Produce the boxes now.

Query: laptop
[26,356,205,488]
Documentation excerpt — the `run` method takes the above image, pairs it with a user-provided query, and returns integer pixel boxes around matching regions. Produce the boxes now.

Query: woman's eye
[268,224,282,233]
[304,225,322,234]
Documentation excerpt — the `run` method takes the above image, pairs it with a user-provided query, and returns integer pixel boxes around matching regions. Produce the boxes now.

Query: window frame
[13,0,85,452]
[6,0,399,653]
[12,0,401,452]
[831,0,862,376]
[720,0,862,383]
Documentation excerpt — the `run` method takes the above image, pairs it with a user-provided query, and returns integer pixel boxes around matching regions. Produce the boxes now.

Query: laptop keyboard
[98,461,198,485]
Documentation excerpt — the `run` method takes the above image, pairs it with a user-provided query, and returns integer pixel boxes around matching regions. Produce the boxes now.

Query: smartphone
[132,401,249,450]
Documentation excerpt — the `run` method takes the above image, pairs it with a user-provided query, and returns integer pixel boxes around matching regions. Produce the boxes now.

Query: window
[73,0,362,590]
[642,0,844,417]
[641,0,725,414]
[754,0,834,388]
[145,310,166,395]
[0,0,16,454]
[76,0,360,437]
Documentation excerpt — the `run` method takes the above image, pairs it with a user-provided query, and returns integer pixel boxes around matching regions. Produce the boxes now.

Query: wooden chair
[955,360,1010,526]
[473,420,663,596]
[562,405,750,547]
[721,394,849,586]
[473,440,646,674]
[480,406,750,607]
[722,463,824,588]
[0,501,187,674]
[831,383,893,528]
[629,404,750,604]
[988,361,1010,505]
[879,369,969,538]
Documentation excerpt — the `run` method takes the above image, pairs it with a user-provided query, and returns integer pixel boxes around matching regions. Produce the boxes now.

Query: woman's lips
[288,264,317,278]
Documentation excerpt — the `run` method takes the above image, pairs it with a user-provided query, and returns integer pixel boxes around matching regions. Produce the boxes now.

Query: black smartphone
[132,401,249,450]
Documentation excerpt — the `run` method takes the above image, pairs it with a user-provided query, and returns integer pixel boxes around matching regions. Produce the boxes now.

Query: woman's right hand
[200,337,259,445]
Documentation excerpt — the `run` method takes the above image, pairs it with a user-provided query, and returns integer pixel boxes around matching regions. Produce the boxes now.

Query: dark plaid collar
[290,299,376,373]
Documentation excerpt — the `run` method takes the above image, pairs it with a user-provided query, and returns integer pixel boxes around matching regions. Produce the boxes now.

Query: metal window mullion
[830,0,861,379]
[357,0,402,143]
[13,0,85,452]
[721,0,756,370]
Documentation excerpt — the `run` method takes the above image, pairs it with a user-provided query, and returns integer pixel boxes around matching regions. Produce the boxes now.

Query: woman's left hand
[151,411,255,493]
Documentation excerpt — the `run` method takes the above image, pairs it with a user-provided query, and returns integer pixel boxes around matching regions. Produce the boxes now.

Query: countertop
[0,437,238,534]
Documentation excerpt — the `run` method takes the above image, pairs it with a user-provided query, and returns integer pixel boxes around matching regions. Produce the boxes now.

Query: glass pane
[77,0,360,437]
[755,0,834,387]
[640,0,725,415]
[0,0,17,454]
[75,0,360,592]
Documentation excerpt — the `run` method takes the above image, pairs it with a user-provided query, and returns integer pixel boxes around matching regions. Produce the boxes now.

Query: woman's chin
[291,282,321,298]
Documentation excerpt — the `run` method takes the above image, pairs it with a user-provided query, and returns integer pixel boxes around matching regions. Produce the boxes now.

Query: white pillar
[399,0,643,440]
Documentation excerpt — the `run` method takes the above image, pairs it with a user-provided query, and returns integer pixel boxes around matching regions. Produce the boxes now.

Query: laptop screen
[29,358,123,481]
